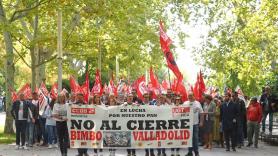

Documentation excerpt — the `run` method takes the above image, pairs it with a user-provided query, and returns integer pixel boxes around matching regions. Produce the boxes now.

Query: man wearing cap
[74,93,89,156]
[247,97,262,148]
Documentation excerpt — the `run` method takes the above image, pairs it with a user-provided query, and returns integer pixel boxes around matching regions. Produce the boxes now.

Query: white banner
[67,104,193,149]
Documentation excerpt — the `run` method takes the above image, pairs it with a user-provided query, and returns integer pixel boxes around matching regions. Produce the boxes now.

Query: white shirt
[183,100,203,125]
[52,103,68,121]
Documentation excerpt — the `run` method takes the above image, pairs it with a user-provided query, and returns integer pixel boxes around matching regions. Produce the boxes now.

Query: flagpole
[168,68,171,89]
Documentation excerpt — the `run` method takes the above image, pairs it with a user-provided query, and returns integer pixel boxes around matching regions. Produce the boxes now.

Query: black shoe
[232,148,236,152]
[247,143,253,147]
[238,145,241,148]
[254,145,258,148]
[185,153,193,156]
[226,148,230,152]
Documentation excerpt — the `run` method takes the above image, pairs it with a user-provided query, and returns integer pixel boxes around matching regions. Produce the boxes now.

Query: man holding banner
[183,92,203,156]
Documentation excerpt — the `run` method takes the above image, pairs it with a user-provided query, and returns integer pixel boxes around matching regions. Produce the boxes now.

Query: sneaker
[23,146,29,150]
[19,146,23,149]
[54,144,59,148]
[48,144,53,149]
[15,145,20,149]
[232,148,236,152]
[254,145,258,148]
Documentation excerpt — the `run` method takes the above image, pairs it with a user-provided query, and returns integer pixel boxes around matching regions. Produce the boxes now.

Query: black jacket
[233,98,246,123]
[220,101,239,131]
[11,100,30,120]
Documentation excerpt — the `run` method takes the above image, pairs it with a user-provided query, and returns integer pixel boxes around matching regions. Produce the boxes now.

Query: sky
[168,22,209,84]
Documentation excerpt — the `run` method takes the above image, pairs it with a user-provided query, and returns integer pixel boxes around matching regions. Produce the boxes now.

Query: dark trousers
[78,148,88,155]
[127,149,136,155]
[224,128,236,150]
[39,117,48,144]
[145,149,154,156]
[157,148,166,155]
[56,121,69,155]
[15,120,27,146]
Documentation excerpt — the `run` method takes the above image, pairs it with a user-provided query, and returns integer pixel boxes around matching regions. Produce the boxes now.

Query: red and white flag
[108,79,117,96]
[91,69,102,95]
[135,75,148,100]
[39,82,49,97]
[70,75,80,94]
[17,83,32,99]
[50,83,58,99]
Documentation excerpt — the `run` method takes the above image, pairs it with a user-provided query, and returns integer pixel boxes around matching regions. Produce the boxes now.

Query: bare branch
[13,46,31,68]
[35,54,57,68]
[9,0,48,22]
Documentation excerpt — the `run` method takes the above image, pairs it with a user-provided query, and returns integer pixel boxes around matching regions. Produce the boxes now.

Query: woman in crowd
[203,95,216,150]
[52,94,69,156]
[45,98,58,148]
[213,97,224,148]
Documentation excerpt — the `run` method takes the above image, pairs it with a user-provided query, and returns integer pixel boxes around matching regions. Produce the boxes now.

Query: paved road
[0,142,278,156]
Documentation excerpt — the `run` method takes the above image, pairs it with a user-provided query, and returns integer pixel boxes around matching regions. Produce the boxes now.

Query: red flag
[91,69,102,95]
[12,91,18,102]
[199,71,206,98]
[149,67,161,98]
[171,79,178,92]
[81,72,89,103]
[159,21,183,80]
[38,88,48,115]
[193,73,200,101]
[17,83,32,99]
[50,83,58,99]
[70,76,80,94]
[135,75,147,100]
[176,79,188,102]
[39,82,49,96]
[161,80,170,93]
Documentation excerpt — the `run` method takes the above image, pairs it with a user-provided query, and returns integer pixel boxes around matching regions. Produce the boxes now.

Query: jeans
[188,124,199,155]
[39,117,48,144]
[46,125,57,144]
[262,111,273,132]
[247,121,260,146]
[56,121,69,155]
[127,149,136,155]
[26,121,35,145]
[15,120,27,146]
[78,148,88,155]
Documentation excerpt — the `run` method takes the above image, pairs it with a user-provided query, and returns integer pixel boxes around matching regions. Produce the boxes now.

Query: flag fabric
[91,69,102,95]
[70,76,80,94]
[12,91,18,102]
[193,74,201,101]
[175,79,188,102]
[108,79,117,96]
[199,71,206,96]
[161,79,170,93]
[134,75,147,100]
[149,67,161,98]
[50,83,58,99]
[81,72,89,103]
[39,82,49,96]
[17,83,32,99]
[159,21,183,80]
[38,88,48,115]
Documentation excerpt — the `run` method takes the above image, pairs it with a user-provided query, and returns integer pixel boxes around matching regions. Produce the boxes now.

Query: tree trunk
[0,2,14,134]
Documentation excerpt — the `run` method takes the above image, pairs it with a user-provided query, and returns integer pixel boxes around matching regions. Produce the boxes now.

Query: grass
[0,133,16,144]
[0,114,16,144]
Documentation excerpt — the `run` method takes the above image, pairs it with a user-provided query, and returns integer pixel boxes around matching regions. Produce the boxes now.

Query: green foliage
[192,0,278,96]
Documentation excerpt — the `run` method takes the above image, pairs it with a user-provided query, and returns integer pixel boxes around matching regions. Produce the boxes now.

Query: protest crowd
[4,21,277,156]
[8,70,278,156]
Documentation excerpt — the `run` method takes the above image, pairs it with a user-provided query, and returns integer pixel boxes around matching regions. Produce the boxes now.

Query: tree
[192,0,278,95]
